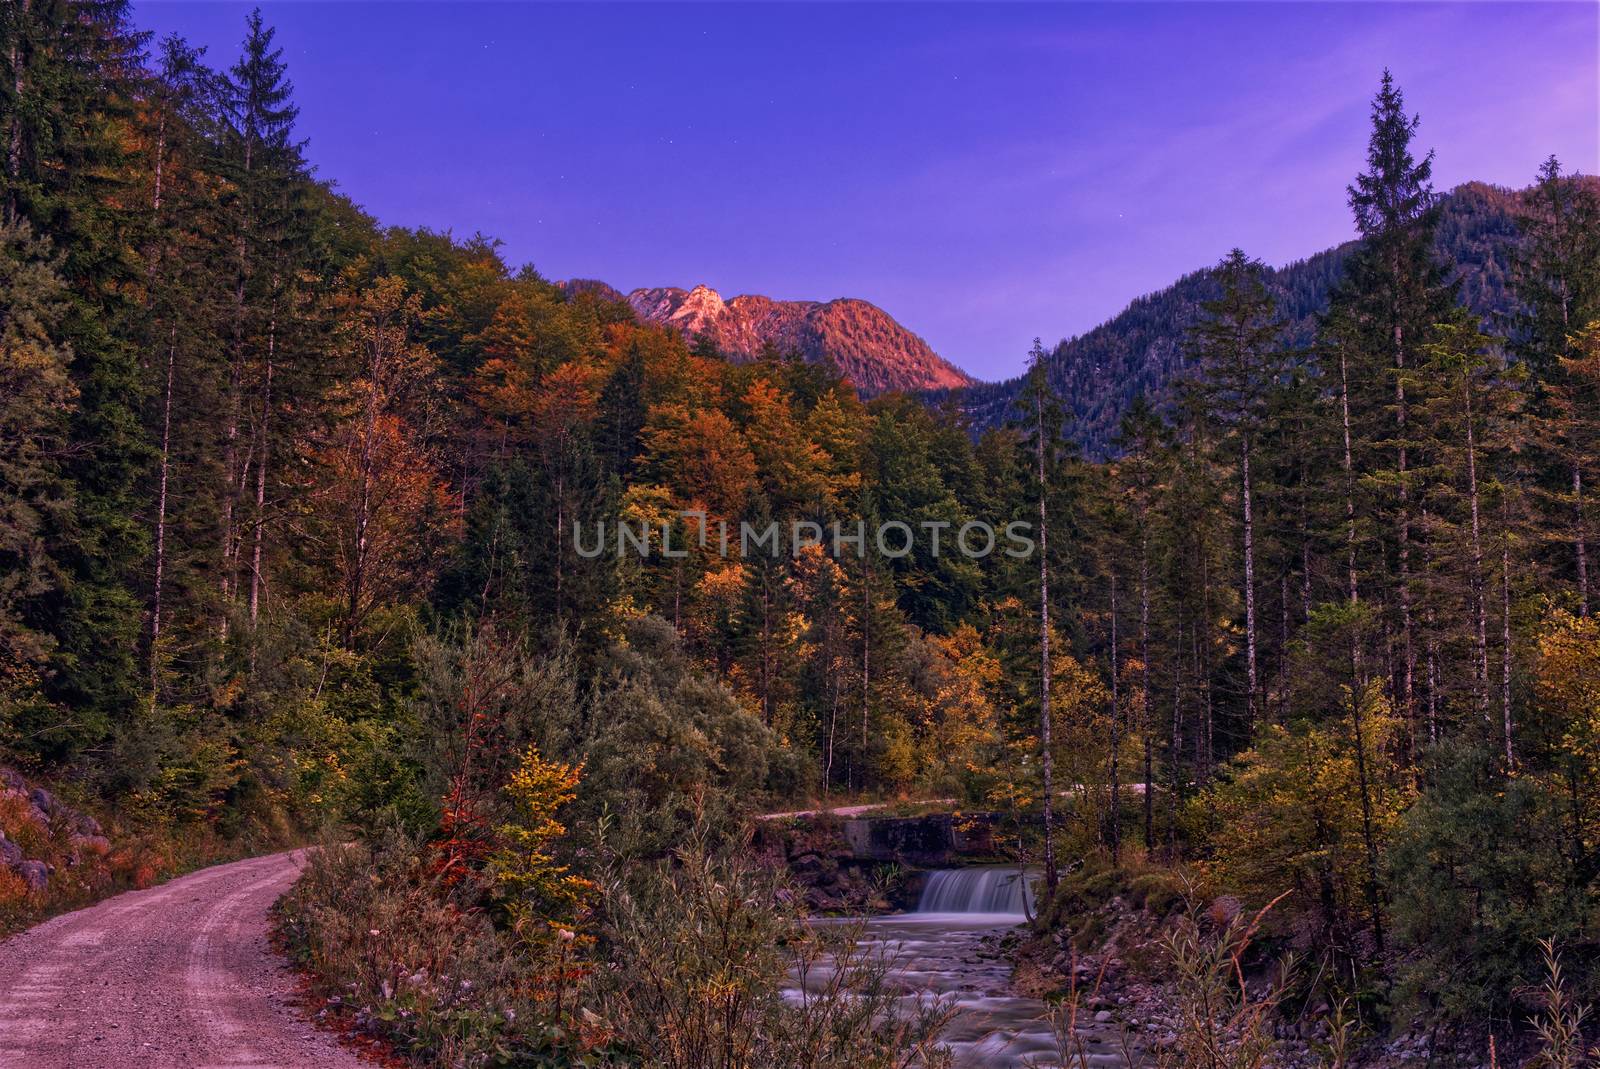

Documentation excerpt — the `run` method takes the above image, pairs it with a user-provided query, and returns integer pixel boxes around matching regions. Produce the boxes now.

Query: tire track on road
[0,850,369,1069]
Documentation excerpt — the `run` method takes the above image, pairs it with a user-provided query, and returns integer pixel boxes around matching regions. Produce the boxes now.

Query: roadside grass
[1,784,298,938]
[277,823,956,1069]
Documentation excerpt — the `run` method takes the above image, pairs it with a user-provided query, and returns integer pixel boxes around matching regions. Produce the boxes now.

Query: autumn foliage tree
[309,275,454,646]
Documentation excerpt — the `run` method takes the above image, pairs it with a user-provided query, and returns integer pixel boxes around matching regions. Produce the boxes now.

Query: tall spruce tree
[1333,70,1453,742]
[217,8,306,645]
[1187,249,1288,734]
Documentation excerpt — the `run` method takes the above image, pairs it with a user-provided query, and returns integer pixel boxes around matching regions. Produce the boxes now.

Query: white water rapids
[916,867,1037,918]
[787,866,1129,1067]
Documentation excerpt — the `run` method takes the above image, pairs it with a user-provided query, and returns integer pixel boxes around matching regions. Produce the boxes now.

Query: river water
[791,867,1129,1068]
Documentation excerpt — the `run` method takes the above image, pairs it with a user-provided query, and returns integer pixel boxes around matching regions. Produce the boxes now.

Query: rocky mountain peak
[618,283,972,395]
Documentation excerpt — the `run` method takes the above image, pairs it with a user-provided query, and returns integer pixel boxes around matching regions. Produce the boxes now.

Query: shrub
[282,822,954,1069]
[1128,870,1186,917]
[0,866,30,930]
[587,825,951,1069]
[1388,740,1586,1023]
[1155,893,1296,1069]
[279,830,588,1067]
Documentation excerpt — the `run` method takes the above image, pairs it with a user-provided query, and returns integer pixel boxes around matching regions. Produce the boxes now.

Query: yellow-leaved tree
[489,746,592,946]
[1534,611,1600,878]
[1196,680,1411,952]
[1050,651,1116,849]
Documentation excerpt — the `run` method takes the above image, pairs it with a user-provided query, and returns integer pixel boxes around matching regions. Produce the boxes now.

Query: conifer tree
[0,218,74,741]
[1,0,150,750]
[1113,395,1170,852]
[1187,249,1288,733]
[1025,340,1060,891]
[1337,70,1453,733]
[218,8,307,641]
[1517,158,1600,615]
[141,34,228,707]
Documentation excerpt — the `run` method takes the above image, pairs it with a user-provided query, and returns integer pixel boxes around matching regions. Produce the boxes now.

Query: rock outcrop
[1,766,112,899]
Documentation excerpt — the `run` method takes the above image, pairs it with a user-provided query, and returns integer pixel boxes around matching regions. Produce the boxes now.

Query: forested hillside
[3,5,1600,1067]
[958,179,1549,457]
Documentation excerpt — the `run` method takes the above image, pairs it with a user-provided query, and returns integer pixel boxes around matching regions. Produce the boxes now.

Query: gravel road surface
[0,849,369,1069]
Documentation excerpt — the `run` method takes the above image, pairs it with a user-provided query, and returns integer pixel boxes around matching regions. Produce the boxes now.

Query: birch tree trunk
[1240,434,1259,732]
[1140,524,1154,854]
[1035,380,1057,893]
[149,325,176,711]
[248,307,276,633]
[1576,464,1590,617]
[1108,573,1121,864]
[1463,376,1490,719]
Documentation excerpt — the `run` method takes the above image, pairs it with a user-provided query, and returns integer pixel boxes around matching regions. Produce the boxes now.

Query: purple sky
[134,2,1598,382]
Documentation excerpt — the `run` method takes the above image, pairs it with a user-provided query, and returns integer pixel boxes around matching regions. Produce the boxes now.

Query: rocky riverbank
[1015,863,1570,1069]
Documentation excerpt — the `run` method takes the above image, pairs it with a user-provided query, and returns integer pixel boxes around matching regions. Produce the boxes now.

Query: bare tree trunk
[553,445,565,625]
[1140,526,1154,854]
[1426,609,1439,745]
[760,566,773,726]
[1278,574,1291,722]
[5,0,26,225]
[151,104,166,216]
[1240,436,1259,732]
[146,114,175,708]
[1501,508,1515,766]
[1558,285,1588,617]
[1108,572,1121,865]
[1195,626,1213,777]
[1575,464,1590,617]
[1167,621,1183,861]
[221,307,243,644]
[222,131,256,645]
[1393,296,1418,734]
[860,555,871,794]
[149,325,177,712]
[1301,537,1314,620]
[1199,555,1215,776]
[346,347,380,647]
[1035,381,1058,893]
[1341,343,1385,953]
[1340,346,1360,607]
[1463,378,1490,719]
[824,611,839,799]
[1347,665,1386,956]
[248,308,276,633]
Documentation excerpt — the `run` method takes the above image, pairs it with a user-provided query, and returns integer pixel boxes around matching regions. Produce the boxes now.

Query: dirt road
[0,849,368,1069]
[754,798,956,821]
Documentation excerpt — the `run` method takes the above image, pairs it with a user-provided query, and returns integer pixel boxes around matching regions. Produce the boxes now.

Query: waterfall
[915,867,1036,917]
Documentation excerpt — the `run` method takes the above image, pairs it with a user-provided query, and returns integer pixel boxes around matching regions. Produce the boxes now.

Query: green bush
[1388,740,1596,1023]
[1127,870,1185,917]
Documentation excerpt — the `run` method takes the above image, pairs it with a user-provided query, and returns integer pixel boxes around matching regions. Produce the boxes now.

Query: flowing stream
[791,866,1129,1067]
